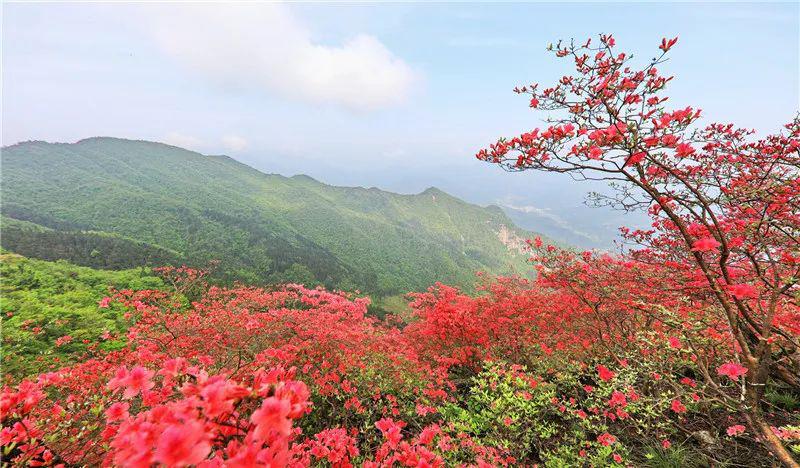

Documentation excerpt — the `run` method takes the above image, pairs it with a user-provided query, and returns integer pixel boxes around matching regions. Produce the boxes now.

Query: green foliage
[0,253,163,378]
[439,362,632,467]
[639,443,708,468]
[765,387,800,411]
[1,138,547,296]
[439,362,559,458]
[1,216,184,270]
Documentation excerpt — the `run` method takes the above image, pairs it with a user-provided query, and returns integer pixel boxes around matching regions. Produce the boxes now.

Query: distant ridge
[1,137,553,297]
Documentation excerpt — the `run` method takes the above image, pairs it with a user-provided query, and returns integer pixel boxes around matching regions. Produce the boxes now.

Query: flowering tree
[477,34,800,466]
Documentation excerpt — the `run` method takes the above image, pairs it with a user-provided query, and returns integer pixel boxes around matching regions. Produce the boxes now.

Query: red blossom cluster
[1,283,510,466]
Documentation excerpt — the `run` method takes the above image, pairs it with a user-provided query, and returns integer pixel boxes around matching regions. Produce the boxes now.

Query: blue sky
[3,2,798,246]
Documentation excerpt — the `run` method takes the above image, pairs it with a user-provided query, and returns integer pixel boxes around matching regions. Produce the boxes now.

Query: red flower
[679,377,696,388]
[608,391,627,408]
[54,335,72,347]
[659,36,678,52]
[121,366,154,399]
[691,237,720,252]
[375,418,405,447]
[625,151,646,166]
[596,365,615,382]
[670,399,687,413]
[727,284,758,299]
[597,432,617,446]
[675,142,695,157]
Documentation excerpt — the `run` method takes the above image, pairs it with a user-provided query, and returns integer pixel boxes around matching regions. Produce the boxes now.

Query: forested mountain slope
[1,138,544,295]
[0,252,164,376]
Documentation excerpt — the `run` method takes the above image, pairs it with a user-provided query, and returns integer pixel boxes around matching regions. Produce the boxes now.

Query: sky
[3,1,799,247]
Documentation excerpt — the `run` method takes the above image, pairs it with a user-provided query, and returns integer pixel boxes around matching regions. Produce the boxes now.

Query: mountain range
[1,137,548,300]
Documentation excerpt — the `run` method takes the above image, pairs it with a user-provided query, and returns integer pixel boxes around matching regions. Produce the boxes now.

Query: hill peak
[420,187,445,196]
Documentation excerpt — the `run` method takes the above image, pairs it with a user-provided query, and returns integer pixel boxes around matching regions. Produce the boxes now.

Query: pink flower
[105,402,130,422]
[662,439,671,449]
[98,297,112,308]
[375,418,405,447]
[612,453,623,463]
[660,36,678,52]
[691,237,720,252]
[503,416,513,426]
[668,336,681,349]
[54,335,72,347]
[726,425,746,437]
[717,362,748,381]
[121,366,155,399]
[418,425,440,445]
[199,380,241,418]
[153,420,211,466]
[250,396,292,440]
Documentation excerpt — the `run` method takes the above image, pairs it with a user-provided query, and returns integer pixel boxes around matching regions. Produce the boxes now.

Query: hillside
[0,252,164,377]
[1,137,543,296]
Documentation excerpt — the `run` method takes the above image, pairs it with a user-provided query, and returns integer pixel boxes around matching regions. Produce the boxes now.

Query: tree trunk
[746,411,799,467]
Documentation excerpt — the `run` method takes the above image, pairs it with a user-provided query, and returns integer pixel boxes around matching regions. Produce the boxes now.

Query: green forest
[1,138,543,299]
[0,252,164,377]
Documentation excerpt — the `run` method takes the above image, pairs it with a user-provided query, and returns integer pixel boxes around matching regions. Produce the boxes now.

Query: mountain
[1,137,546,297]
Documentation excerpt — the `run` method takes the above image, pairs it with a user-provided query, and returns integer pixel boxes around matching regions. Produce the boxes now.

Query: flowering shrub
[0,279,507,466]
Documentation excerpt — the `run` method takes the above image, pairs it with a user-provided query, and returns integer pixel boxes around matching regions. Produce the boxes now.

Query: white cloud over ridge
[222,135,248,152]
[151,4,417,111]
[162,132,203,150]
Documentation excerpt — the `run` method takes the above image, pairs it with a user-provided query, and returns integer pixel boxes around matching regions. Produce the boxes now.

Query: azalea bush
[2,35,799,466]
[1,272,505,467]
[476,33,799,465]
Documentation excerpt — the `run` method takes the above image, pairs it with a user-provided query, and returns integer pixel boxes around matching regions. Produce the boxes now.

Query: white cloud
[161,131,203,150]
[150,4,417,111]
[222,135,248,152]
